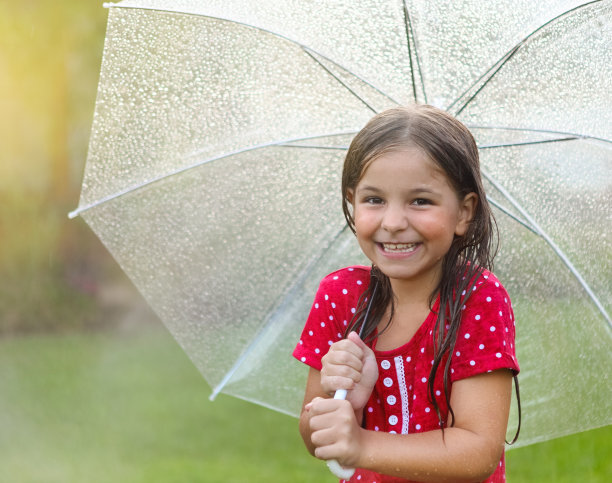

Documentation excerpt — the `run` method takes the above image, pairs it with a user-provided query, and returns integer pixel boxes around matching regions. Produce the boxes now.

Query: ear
[455,192,478,236]
[346,188,355,206]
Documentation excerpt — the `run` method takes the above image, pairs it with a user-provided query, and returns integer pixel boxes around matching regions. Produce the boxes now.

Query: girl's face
[349,148,477,291]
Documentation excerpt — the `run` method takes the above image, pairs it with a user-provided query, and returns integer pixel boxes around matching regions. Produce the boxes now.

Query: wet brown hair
[342,105,519,437]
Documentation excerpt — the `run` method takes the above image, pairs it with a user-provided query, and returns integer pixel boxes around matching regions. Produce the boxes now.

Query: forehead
[357,148,451,189]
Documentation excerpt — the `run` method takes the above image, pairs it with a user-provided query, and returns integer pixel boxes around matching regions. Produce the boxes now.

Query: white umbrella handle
[325,389,356,480]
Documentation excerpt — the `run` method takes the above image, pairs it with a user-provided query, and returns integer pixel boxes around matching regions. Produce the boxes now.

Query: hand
[320,332,378,411]
[306,397,363,468]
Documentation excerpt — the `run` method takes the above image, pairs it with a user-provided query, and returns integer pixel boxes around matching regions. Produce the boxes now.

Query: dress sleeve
[292,267,368,371]
[450,272,519,383]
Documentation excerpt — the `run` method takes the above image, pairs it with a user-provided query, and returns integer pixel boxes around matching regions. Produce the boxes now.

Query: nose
[381,203,409,233]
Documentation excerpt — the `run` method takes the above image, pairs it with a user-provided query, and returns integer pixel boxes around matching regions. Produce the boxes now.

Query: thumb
[346,331,371,353]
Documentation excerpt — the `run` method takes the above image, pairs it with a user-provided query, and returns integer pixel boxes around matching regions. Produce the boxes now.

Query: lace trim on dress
[394,355,410,434]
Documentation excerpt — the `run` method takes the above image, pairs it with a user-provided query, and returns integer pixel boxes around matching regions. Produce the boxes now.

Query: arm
[309,369,513,482]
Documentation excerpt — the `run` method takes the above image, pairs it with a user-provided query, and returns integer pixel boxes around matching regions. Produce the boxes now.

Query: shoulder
[317,265,371,292]
[465,269,511,306]
[459,268,515,340]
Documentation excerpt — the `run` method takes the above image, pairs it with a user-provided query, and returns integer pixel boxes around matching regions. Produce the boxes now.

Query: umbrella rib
[481,169,611,329]
[486,196,539,236]
[478,136,580,150]
[467,125,612,146]
[450,0,603,116]
[402,0,427,104]
[301,48,378,114]
[68,132,358,219]
[209,224,352,401]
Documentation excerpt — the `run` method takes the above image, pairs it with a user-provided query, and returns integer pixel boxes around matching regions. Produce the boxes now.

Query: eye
[364,196,384,205]
[412,198,431,206]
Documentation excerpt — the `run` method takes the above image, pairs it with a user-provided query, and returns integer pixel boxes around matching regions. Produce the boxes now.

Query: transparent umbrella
[70,0,611,448]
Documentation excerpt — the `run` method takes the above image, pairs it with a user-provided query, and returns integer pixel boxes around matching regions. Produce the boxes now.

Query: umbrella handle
[325,389,356,480]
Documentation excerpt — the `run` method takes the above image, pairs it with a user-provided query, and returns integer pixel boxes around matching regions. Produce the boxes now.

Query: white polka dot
[301,357,306,362]
[496,352,502,358]
[504,297,508,303]
[486,297,492,302]
[381,360,391,370]
[315,348,320,354]
[308,330,313,336]
[475,314,481,320]
[368,407,374,413]
[499,310,503,316]
[464,333,470,339]
[436,390,441,396]
[314,303,319,309]
[425,407,431,413]
[320,322,325,327]
[348,267,354,271]
[383,377,393,387]
[337,333,342,338]
[415,424,421,430]
[479,344,485,350]
[343,320,348,326]
[351,308,356,314]
[328,340,333,346]
[329,315,334,320]
[420,347,425,353]
[421,377,427,383]
[324,294,329,300]
[490,326,496,332]
[375,426,379,431]
[342,289,348,295]
[456,351,461,356]
[406,356,411,362]
[357,280,363,285]
[389,415,398,425]
[299,340,303,345]
[333,276,339,280]
[387,395,396,405]
[470,360,476,366]
[389,430,397,434]
[461,290,466,296]
[495,282,499,287]
[331,302,336,309]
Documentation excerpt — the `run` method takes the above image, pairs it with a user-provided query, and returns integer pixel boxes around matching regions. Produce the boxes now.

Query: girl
[293,105,520,483]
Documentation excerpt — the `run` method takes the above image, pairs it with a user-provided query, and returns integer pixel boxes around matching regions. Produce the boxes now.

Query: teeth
[382,243,417,253]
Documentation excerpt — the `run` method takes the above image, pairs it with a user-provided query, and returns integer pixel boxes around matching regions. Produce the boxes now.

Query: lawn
[0,324,609,482]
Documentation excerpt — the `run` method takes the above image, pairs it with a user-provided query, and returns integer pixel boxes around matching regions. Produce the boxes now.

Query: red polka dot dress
[293,266,519,483]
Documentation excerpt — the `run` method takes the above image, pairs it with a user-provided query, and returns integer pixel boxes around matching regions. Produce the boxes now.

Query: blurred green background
[0,2,609,482]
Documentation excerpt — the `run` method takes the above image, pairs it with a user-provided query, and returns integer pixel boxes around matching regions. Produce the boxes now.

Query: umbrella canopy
[71,0,611,447]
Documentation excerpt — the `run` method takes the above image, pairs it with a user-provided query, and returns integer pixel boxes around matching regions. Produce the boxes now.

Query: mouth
[380,242,418,253]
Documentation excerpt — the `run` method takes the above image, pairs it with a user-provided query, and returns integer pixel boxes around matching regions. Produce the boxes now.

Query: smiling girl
[293,105,520,482]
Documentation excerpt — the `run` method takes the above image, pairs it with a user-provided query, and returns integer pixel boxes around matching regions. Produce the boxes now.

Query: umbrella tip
[103,2,117,8]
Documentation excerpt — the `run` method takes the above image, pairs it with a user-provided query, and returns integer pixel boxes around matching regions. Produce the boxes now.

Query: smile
[381,242,418,253]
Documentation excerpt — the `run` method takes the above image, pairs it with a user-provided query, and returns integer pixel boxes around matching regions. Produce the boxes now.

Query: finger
[347,331,371,355]
[323,345,364,371]
[320,375,356,393]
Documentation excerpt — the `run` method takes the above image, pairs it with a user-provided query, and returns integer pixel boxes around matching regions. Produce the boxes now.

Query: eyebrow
[356,185,437,195]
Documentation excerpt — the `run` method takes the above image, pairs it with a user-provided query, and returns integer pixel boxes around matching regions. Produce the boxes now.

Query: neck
[388,270,441,308]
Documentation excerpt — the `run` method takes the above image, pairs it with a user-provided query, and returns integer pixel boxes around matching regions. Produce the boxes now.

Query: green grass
[0,325,609,482]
